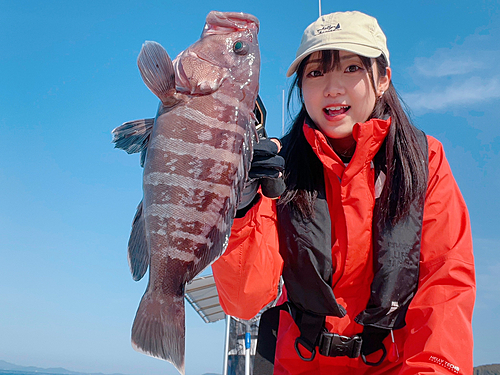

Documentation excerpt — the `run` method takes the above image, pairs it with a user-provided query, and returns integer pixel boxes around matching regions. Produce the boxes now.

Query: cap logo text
[315,23,341,35]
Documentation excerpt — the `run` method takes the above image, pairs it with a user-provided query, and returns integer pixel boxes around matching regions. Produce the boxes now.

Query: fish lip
[205,11,260,33]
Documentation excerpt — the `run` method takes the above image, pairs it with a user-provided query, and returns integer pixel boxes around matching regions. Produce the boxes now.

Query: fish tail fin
[138,41,177,104]
[131,289,186,375]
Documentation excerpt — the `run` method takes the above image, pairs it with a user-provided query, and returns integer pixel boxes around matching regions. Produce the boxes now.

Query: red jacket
[212,118,475,374]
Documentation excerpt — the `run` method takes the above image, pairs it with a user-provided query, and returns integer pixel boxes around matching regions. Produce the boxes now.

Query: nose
[323,72,345,97]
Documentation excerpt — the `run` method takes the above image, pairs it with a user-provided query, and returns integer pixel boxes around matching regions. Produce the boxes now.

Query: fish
[111,11,260,375]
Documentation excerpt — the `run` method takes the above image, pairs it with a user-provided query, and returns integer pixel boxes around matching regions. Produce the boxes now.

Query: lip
[323,104,350,121]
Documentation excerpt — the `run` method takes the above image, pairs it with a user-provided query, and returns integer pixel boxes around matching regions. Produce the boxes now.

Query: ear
[377,67,391,97]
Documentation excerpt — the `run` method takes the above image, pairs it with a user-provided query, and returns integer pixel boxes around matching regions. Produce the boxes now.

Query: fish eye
[233,41,249,55]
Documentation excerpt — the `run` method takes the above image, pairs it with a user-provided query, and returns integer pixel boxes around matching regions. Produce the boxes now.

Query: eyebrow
[340,53,360,61]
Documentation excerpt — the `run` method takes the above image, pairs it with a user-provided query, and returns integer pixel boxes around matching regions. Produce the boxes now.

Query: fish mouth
[205,11,260,34]
[324,105,350,117]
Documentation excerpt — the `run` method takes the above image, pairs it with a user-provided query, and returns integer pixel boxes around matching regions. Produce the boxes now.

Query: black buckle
[318,332,362,358]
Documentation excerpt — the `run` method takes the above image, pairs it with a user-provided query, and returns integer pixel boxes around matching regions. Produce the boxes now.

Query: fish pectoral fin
[112,118,154,167]
[138,41,177,104]
[128,201,149,281]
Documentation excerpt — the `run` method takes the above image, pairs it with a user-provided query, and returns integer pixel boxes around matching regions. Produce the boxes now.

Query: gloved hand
[237,137,285,216]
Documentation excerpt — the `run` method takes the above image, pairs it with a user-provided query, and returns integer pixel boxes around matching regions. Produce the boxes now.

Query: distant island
[0,360,85,375]
[0,360,220,375]
[2,359,498,375]
[475,364,500,375]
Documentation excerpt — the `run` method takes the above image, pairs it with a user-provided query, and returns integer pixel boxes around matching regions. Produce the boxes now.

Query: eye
[233,41,249,55]
[345,65,362,73]
[306,70,323,78]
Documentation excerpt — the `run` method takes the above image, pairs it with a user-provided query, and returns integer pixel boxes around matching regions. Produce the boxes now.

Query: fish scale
[111,11,260,375]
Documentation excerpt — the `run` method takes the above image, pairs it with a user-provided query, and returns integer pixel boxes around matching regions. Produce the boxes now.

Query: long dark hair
[279,50,428,225]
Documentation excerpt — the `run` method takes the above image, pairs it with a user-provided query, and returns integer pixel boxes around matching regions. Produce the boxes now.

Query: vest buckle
[318,332,362,358]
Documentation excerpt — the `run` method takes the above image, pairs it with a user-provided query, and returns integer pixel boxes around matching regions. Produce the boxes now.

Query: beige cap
[286,11,390,77]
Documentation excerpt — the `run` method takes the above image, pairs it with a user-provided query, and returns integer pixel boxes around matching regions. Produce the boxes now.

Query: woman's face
[301,50,390,145]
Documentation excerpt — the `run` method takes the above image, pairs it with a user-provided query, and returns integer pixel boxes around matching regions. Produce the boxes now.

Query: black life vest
[254,129,428,371]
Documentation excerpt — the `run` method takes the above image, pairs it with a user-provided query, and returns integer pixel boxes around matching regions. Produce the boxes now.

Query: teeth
[326,106,349,111]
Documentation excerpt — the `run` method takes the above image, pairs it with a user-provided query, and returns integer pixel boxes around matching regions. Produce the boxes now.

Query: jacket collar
[303,117,391,179]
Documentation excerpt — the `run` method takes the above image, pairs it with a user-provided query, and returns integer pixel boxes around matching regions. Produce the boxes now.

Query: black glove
[237,138,286,216]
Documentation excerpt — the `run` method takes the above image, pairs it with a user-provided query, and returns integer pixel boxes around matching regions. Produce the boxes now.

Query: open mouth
[324,105,350,117]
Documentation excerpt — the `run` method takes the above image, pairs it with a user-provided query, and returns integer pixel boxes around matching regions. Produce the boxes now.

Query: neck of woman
[327,135,357,160]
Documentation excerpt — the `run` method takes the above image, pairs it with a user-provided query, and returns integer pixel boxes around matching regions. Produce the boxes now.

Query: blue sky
[1,1,499,374]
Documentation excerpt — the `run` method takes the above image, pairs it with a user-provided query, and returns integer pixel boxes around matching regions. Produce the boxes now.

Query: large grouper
[112,11,260,374]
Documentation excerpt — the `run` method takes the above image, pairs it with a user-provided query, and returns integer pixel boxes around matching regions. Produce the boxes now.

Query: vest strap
[254,302,384,374]
[288,301,326,360]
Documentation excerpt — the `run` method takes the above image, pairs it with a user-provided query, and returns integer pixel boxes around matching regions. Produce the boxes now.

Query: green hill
[474,364,500,375]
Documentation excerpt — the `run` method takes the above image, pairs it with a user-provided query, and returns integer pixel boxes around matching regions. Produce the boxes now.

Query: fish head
[173,11,260,100]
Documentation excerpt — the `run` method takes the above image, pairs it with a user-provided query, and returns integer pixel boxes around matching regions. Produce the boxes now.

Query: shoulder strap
[277,184,346,318]
[276,183,347,361]
[355,129,429,355]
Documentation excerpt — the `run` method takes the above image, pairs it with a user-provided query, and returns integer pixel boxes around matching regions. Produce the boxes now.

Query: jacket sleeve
[212,194,283,320]
[400,137,476,375]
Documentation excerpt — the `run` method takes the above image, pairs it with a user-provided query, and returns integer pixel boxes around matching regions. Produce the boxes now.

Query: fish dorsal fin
[138,41,177,104]
[111,118,154,167]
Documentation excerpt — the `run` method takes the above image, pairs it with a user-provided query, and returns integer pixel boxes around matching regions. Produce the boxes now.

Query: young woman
[213,11,475,374]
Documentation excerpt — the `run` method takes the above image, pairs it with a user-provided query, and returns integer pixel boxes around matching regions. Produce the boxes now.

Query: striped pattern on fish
[143,93,252,279]
[111,11,260,375]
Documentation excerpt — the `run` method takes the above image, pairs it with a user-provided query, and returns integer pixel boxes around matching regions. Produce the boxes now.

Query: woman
[213,10,475,374]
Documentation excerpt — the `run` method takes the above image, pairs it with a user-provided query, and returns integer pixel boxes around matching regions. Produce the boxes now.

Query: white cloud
[413,54,491,78]
[401,18,500,114]
[403,75,500,111]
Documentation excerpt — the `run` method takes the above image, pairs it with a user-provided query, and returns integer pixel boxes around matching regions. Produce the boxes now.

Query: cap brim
[286,43,383,77]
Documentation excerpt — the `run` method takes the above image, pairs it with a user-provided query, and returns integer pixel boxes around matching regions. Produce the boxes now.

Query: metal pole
[245,322,251,375]
[281,90,285,137]
[222,315,231,375]
[319,0,322,17]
